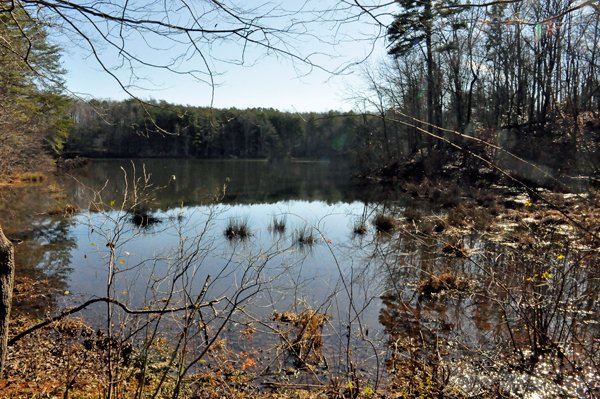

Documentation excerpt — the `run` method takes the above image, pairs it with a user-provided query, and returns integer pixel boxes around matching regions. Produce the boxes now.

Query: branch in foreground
[8,295,226,346]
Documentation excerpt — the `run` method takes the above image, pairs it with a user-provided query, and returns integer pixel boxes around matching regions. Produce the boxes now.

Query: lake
[3,158,599,396]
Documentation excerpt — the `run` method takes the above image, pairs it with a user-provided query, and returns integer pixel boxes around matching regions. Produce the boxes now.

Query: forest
[65,101,362,161]
[52,0,600,191]
[1,0,600,190]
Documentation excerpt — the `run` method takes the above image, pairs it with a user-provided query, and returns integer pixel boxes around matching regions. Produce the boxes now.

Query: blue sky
[57,1,393,113]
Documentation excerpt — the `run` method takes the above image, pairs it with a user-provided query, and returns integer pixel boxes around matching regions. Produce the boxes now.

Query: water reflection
[1,184,77,317]
[60,159,378,210]
[4,160,599,394]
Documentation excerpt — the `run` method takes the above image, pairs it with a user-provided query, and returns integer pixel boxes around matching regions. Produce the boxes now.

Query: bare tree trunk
[0,225,14,382]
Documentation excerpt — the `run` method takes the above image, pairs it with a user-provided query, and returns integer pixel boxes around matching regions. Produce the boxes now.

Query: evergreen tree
[0,4,72,177]
[387,0,463,138]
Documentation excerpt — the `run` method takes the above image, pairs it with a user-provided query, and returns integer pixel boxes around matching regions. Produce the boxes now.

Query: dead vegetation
[271,308,331,369]
[446,203,495,231]
[47,203,79,217]
[417,272,472,298]
[441,237,468,258]
[373,213,397,233]
[2,317,124,398]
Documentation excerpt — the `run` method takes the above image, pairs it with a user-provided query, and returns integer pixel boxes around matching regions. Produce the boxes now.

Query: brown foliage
[272,308,331,368]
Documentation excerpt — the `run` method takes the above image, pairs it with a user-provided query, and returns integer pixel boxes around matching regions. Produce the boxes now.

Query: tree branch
[7,295,227,346]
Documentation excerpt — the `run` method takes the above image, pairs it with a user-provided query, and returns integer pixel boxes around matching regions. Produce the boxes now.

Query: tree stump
[0,225,15,381]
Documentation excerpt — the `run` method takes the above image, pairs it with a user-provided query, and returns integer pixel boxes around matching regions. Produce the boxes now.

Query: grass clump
[446,203,495,231]
[224,216,251,240]
[353,221,367,235]
[373,213,397,233]
[131,212,162,228]
[441,237,468,258]
[404,207,422,222]
[294,225,316,245]
[270,215,287,234]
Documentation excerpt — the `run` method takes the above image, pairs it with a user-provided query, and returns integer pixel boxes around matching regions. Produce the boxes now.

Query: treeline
[354,1,600,186]
[65,100,364,160]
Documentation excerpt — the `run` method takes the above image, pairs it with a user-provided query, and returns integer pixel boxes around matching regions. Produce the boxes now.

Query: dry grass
[441,237,468,258]
[446,203,495,231]
[47,203,79,217]
[271,308,331,368]
[16,171,46,183]
[373,213,397,233]
[418,272,471,298]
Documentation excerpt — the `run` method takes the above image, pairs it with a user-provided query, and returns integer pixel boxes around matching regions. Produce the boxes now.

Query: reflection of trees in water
[60,159,406,210]
[12,217,76,317]
[370,208,600,396]
[1,183,76,316]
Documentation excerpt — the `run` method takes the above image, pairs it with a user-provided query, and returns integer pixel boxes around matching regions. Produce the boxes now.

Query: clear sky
[56,1,393,113]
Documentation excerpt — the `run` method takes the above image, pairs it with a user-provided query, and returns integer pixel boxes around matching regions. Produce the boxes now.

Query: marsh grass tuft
[294,225,316,245]
[224,216,251,239]
[270,215,287,234]
[441,237,468,258]
[403,207,422,222]
[447,203,495,231]
[131,212,162,228]
[353,221,367,235]
[373,213,397,233]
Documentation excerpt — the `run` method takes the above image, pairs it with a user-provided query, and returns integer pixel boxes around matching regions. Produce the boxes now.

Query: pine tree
[387,0,463,137]
[0,4,72,177]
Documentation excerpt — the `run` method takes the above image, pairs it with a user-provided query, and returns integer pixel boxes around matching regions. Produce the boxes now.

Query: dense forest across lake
[65,101,362,160]
[63,96,600,192]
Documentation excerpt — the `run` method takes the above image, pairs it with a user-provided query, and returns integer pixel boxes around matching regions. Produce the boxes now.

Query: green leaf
[110,200,115,206]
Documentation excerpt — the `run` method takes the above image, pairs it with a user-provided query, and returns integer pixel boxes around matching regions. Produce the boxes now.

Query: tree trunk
[0,225,15,382]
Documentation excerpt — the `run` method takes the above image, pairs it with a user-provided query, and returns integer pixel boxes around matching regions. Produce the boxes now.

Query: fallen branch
[8,295,226,346]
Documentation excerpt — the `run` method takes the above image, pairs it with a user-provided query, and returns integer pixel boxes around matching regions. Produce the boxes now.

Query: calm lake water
[4,159,598,395]
[4,159,406,378]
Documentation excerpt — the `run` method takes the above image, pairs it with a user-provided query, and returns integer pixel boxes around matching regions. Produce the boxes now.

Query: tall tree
[387,0,463,138]
[0,4,72,176]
